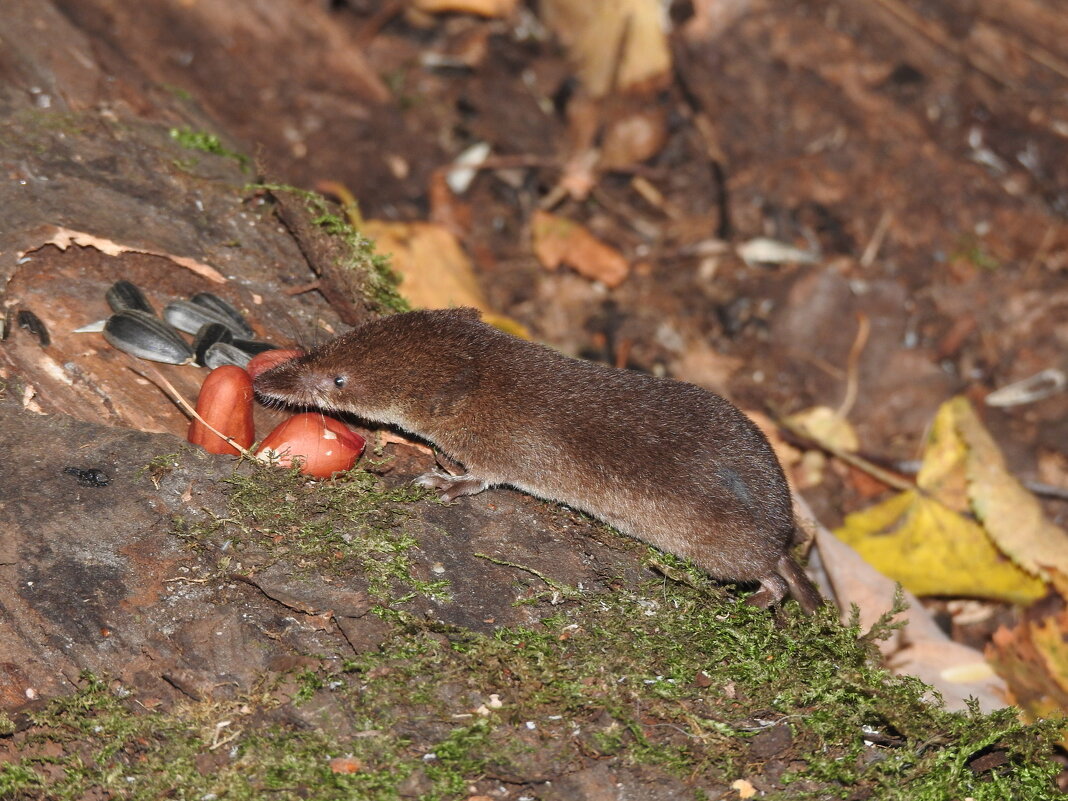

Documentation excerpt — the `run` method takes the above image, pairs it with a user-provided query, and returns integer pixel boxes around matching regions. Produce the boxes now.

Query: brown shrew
[254,308,823,613]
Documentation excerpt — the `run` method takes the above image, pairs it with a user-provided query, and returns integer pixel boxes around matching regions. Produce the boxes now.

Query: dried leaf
[836,490,1045,603]
[410,0,517,17]
[834,397,1053,604]
[22,226,226,284]
[329,756,362,774]
[362,220,489,312]
[987,610,1068,744]
[954,397,1068,592]
[540,0,671,97]
[731,778,757,799]
[786,405,859,452]
[531,210,629,287]
[913,400,970,511]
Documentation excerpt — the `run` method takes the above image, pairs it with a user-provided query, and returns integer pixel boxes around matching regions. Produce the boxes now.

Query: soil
[1,0,1067,798]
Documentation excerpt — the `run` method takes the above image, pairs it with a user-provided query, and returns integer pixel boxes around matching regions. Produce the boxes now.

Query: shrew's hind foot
[746,557,825,614]
[745,573,789,610]
[414,469,490,502]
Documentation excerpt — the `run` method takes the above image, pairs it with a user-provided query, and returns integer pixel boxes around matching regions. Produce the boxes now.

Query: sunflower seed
[17,310,50,346]
[193,322,234,366]
[232,338,279,356]
[106,281,155,314]
[163,300,243,337]
[73,320,108,333]
[190,293,255,338]
[204,341,252,369]
[103,310,194,364]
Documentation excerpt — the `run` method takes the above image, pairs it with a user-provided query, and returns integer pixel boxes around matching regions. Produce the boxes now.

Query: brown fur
[254,308,823,612]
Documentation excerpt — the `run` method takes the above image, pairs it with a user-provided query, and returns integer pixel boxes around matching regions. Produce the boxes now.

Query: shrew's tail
[777,553,824,614]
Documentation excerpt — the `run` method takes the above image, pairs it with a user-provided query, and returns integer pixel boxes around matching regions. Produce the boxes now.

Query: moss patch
[174,464,447,604]
[169,125,250,170]
[1,453,1060,800]
[256,183,410,315]
[1,583,1061,800]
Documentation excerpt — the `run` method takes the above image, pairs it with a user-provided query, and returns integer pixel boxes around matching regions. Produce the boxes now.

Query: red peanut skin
[256,413,365,478]
[188,365,256,455]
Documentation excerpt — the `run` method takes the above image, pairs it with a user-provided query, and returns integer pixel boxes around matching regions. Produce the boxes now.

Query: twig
[473,552,581,598]
[1022,481,1068,503]
[860,211,893,268]
[127,364,256,458]
[836,313,870,419]
[780,417,917,494]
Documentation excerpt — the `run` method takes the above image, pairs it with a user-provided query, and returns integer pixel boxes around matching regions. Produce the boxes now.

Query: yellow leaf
[914,398,969,511]
[539,0,671,98]
[836,490,1046,603]
[785,405,859,452]
[362,220,488,312]
[480,313,530,340]
[952,397,1068,593]
[411,0,517,17]
[834,396,1066,604]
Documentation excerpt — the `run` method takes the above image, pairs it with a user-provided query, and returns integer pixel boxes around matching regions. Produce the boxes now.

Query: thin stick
[860,211,892,268]
[128,364,256,458]
[473,552,581,598]
[837,313,870,419]
[780,417,916,494]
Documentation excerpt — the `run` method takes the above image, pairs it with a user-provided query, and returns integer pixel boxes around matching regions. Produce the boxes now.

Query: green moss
[7,466,1061,800]
[2,587,1062,800]
[169,126,249,169]
[0,764,44,796]
[254,183,410,314]
[181,464,447,603]
[293,668,325,704]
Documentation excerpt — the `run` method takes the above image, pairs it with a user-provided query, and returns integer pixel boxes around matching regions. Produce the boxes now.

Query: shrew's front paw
[414,469,489,502]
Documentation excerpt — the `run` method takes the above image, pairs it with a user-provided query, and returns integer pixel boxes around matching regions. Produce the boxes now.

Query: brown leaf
[531,210,629,287]
[362,220,489,312]
[987,609,1068,745]
[539,0,671,97]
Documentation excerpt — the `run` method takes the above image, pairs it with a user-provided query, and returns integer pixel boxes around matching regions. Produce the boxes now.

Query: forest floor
[1,1,1067,798]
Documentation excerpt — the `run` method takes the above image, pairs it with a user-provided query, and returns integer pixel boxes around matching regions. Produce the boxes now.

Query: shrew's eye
[334,376,347,389]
